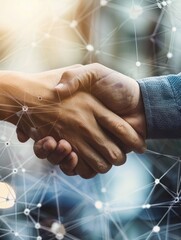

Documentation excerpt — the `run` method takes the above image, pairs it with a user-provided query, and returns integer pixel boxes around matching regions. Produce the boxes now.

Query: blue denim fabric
[137,74,181,138]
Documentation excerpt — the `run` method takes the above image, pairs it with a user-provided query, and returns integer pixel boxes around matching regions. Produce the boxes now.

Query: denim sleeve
[137,74,181,139]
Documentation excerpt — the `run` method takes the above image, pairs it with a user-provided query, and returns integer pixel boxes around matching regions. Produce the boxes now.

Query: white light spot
[22,106,28,112]
[167,52,173,59]
[101,187,107,193]
[129,5,143,19]
[13,168,18,174]
[100,0,108,6]
[86,44,94,52]
[14,232,19,237]
[37,203,42,208]
[157,3,162,9]
[56,233,64,240]
[95,200,103,209]
[37,237,42,240]
[155,179,160,185]
[153,225,160,233]
[136,61,141,67]
[69,20,78,28]
[22,168,26,173]
[35,223,41,229]
[0,136,6,141]
[172,27,177,32]
[142,203,151,209]
[5,141,10,147]
[24,208,30,216]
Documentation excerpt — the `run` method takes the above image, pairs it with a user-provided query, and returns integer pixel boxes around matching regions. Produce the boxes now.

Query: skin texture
[0,67,145,179]
[26,63,147,178]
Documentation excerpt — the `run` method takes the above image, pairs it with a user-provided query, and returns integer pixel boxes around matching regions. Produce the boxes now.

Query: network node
[174,196,179,203]
[155,179,160,185]
[13,168,18,174]
[136,61,141,67]
[38,96,43,101]
[95,200,103,209]
[167,52,173,59]
[86,44,94,52]
[56,233,64,240]
[153,225,160,233]
[24,208,30,216]
[142,203,151,209]
[21,168,26,173]
[69,20,78,28]
[35,223,41,229]
[22,105,28,112]
[14,232,19,237]
[129,5,143,19]
[5,141,10,147]
[37,203,42,208]
[100,0,108,6]
[37,237,42,240]
[161,1,167,7]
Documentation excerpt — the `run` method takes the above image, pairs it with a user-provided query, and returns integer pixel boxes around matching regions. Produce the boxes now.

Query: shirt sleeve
[137,74,181,139]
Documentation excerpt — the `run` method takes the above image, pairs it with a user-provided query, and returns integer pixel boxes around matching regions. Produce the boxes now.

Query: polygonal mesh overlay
[0,0,181,239]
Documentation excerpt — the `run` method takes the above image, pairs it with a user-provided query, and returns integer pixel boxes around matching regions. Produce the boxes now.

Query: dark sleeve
[137,74,181,139]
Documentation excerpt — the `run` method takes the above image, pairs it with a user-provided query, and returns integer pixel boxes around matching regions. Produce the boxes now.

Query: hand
[30,63,146,177]
[11,68,144,178]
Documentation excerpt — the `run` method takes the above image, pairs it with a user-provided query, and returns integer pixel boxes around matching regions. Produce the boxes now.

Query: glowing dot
[31,42,37,48]
[142,203,151,209]
[95,200,103,209]
[35,223,41,229]
[44,33,50,38]
[157,3,162,8]
[5,141,10,147]
[37,237,42,240]
[101,187,107,193]
[22,106,28,112]
[172,27,177,32]
[100,0,108,6]
[129,5,143,19]
[153,225,160,233]
[14,232,19,236]
[69,20,78,28]
[174,196,179,202]
[167,52,173,59]
[21,168,26,173]
[13,168,18,174]
[56,233,64,240]
[24,208,30,216]
[136,61,141,67]
[162,1,167,7]
[86,44,94,52]
[37,203,42,208]
[155,179,160,185]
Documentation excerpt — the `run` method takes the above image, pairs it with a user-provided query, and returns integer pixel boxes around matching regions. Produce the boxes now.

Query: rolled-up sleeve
[137,74,181,139]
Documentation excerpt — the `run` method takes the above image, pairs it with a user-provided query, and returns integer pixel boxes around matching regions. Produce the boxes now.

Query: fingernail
[55,83,64,89]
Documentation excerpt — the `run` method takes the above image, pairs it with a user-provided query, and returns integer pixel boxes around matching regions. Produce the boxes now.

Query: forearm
[137,74,181,139]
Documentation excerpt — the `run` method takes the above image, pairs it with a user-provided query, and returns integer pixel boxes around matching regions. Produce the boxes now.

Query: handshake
[0,63,147,178]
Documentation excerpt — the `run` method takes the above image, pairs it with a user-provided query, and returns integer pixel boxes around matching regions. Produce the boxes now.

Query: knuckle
[115,122,125,132]
[97,162,112,174]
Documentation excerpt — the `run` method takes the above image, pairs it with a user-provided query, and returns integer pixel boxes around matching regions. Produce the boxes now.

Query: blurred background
[0,0,181,239]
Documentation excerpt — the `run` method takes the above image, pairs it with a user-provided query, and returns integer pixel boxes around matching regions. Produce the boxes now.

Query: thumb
[55,64,100,99]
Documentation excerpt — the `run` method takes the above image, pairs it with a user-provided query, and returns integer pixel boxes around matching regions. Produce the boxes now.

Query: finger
[74,158,97,179]
[55,64,100,98]
[16,127,30,143]
[33,136,57,159]
[59,152,78,176]
[81,120,126,166]
[93,104,146,153]
[47,139,73,165]
[76,140,112,174]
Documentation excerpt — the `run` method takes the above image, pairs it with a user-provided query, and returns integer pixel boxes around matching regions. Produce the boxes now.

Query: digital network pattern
[0,0,181,239]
